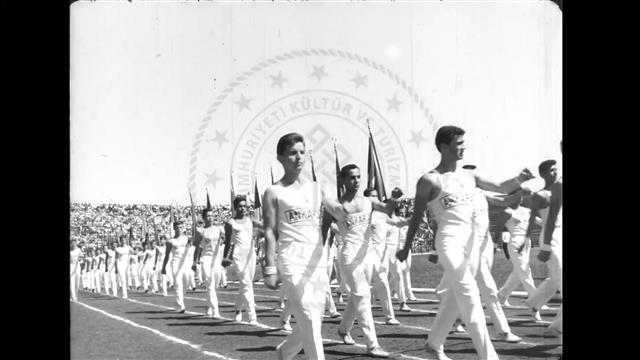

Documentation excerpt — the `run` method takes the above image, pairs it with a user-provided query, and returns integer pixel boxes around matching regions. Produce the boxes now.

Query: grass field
[71,250,561,360]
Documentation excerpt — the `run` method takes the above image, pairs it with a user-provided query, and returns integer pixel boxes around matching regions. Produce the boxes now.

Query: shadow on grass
[204,329,288,338]
[445,343,561,358]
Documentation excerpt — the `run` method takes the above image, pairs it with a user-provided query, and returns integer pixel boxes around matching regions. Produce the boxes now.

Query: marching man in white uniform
[223,195,261,325]
[115,236,133,299]
[70,240,83,302]
[193,207,226,319]
[154,236,169,296]
[262,133,329,360]
[397,125,533,360]
[526,156,562,336]
[105,242,118,296]
[162,220,194,313]
[322,163,398,358]
[142,241,158,294]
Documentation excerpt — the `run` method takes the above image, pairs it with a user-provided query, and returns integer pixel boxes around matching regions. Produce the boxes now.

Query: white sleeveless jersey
[70,248,82,273]
[169,235,190,268]
[198,226,223,259]
[115,246,132,263]
[130,253,139,265]
[143,249,155,266]
[336,198,372,265]
[228,218,255,263]
[106,249,116,270]
[270,181,326,276]
[156,245,166,264]
[98,253,107,270]
[427,169,476,238]
[92,256,100,270]
[472,189,490,241]
[368,210,390,259]
[505,206,530,236]
[386,216,401,247]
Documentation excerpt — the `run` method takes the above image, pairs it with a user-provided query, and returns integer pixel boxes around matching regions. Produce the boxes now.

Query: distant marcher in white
[70,240,83,302]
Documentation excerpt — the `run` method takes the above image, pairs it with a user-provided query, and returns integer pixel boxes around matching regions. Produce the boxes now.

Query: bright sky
[70,1,562,206]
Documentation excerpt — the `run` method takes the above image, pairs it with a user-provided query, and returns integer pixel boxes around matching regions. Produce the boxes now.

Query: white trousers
[368,246,395,319]
[201,255,223,315]
[325,252,338,314]
[528,246,562,331]
[103,269,117,296]
[93,269,102,293]
[172,266,190,309]
[428,232,498,360]
[116,262,129,298]
[472,238,511,335]
[70,268,79,301]
[338,260,379,349]
[498,235,536,299]
[130,263,141,289]
[142,265,157,292]
[231,254,257,320]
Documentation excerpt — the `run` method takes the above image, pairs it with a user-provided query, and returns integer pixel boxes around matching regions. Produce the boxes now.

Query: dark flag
[188,186,198,239]
[206,187,212,209]
[309,150,317,182]
[333,139,343,198]
[367,121,387,201]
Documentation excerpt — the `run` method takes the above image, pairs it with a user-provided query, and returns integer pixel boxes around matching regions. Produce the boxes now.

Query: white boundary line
[121,297,430,360]
[73,300,239,360]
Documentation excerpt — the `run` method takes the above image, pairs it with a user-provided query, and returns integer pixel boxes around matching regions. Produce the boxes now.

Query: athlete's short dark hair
[201,207,213,218]
[538,159,557,176]
[340,164,360,178]
[233,195,247,208]
[277,133,305,156]
[435,126,465,153]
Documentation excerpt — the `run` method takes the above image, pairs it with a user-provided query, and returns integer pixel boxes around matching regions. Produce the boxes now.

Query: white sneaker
[248,319,259,326]
[338,330,355,345]
[385,317,400,325]
[453,324,466,333]
[206,307,213,317]
[281,321,292,332]
[399,302,412,312]
[424,342,452,360]
[500,332,522,343]
[541,304,551,311]
[234,311,242,322]
[367,346,390,358]
[532,310,542,321]
[328,311,341,318]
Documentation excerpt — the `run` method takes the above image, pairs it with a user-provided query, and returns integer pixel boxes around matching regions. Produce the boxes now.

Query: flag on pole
[168,206,175,238]
[141,213,148,243]
[188,185,198,239]
[254,175,262,209]
[309,150,317,182]
[270,165,275,185]
[230,171,236,217]
[367,120,387,201]
[333,139,343,198]
[206,187,212,210]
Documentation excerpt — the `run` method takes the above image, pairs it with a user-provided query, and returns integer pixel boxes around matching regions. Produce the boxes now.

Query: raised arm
[397,174,436,262]
[474,168,534,194]
[261,187,279,289]
[485,191,522,208]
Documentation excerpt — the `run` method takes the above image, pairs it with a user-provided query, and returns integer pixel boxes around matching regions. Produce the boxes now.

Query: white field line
[74,300,239,360]
[121,296,430,360]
